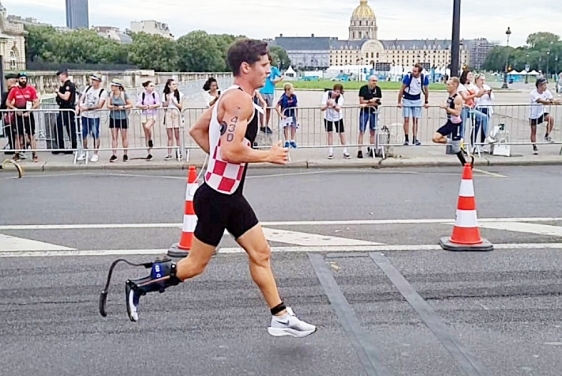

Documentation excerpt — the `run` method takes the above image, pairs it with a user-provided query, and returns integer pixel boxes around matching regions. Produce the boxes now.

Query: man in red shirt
[7,72,40,161]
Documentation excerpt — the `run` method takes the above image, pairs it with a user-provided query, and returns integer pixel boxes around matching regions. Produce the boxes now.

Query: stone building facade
[0,2,26,72]
[271,0,490,71]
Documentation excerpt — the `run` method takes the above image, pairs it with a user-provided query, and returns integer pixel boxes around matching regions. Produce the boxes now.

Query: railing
[2,103,561,164]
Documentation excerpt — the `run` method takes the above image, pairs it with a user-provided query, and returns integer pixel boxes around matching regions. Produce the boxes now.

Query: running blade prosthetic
[125,258,181,322]
[99,256,180,321]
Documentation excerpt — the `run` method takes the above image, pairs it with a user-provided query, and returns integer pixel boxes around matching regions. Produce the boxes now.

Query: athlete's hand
[267,140,289,165]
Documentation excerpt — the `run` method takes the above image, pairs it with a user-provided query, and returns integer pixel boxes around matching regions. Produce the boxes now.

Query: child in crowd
[276,83,299,148]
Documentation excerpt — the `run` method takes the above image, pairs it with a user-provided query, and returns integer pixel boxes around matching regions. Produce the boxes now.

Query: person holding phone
[203,77,220,108]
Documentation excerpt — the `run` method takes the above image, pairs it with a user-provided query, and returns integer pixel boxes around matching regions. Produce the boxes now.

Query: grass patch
[276,79,447,91]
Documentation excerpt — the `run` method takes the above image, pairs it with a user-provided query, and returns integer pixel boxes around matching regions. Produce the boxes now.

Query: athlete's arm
[220,91,286,164]
[189,105,214,154]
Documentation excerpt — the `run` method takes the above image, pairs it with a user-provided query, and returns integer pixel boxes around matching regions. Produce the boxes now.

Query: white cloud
[3,0,561,46]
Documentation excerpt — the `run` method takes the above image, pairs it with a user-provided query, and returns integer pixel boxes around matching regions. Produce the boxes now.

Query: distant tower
[65,0,89,29]
[348,0,378,40]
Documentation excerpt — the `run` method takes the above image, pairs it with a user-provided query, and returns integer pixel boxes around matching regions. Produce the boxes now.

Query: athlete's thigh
[225,195,267,259]
[193,184,229,248]
[226,194,259,242]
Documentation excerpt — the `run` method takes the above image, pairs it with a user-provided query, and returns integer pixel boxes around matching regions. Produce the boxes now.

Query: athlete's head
[227,39,270,89]
[446,77,460,93]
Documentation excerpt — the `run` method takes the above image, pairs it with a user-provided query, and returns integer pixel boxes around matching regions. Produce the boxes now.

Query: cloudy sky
[4,0,560,47]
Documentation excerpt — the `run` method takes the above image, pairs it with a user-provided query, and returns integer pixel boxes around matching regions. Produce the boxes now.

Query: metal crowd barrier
[1,107,186,164]
[2,102,562,163]
[180,103,562,157]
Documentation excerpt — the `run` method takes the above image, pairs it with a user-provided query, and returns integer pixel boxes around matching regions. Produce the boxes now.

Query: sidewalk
[3,143,562,172]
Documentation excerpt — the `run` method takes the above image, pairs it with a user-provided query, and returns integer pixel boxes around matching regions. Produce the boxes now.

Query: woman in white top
[458,70,489,151]
[162,79,184,160]
[320,84,350,159]
[202,77,220,108]
[474,73,495,148]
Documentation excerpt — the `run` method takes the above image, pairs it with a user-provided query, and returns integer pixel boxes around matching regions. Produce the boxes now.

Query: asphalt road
[1,166,562,376]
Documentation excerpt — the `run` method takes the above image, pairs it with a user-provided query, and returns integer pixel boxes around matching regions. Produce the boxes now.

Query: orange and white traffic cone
[168,166,198,258]
[439,163,493,252]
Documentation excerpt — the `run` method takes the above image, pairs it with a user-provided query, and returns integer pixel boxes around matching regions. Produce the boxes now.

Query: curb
[4,156,562,172]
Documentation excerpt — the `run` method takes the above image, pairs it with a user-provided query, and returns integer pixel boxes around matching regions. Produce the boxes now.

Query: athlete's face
[446,80,458,92]
[251,55,271,89]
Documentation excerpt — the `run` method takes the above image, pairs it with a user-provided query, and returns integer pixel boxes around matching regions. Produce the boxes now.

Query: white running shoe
[267,307,317,338]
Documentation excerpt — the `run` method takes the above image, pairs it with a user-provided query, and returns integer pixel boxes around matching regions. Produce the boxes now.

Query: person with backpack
[136,80,161,161]
[397,63,430,146]
[321,84,350,159]
[77,74,107,162]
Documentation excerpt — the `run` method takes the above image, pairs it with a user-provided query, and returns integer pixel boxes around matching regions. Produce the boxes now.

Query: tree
[269,45,291,69]
[22,25,291,73]
[24,25,58,62]
[483,32,562,74]
[128,32,178,71]
[526,32,560,50]
[176,31,224,72]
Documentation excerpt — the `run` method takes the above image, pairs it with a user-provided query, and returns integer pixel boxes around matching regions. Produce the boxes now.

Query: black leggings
[193,182,259,247]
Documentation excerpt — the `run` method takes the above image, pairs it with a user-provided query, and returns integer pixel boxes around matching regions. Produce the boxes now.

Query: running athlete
[432,77,473,168]
[122,39,317,338]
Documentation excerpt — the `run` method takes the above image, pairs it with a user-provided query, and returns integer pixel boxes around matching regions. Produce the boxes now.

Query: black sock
[456,151,467,166]
[405,135,409,142]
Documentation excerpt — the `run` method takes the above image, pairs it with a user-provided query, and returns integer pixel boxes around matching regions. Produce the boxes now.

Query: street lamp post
[450,0,461,77]
[501,27,511,89]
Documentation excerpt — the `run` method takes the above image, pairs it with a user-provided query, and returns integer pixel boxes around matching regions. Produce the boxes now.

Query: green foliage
[482,31,562,74]
[23,25,291,72]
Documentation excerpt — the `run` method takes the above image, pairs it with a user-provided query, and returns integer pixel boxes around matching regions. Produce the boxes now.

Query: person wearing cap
[6,72,40,162]
[529,77,561,155]
[55,70,78,154]
[76,73,107,162]
[107,78,133,162]
[2,73,18,155]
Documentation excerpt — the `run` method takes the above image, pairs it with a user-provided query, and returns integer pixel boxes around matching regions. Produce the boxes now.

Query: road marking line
[0,234,75,251]
[1,217,561,230]
[96,169,359,181]
[1,243,561,257]
[479,222,562,237]
[261,227,381,246]
[472,168,507,178]
[369,252,490,375]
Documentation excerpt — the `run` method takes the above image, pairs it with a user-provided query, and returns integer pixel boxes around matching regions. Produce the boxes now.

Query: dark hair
[413,63,423,73]
[142,80,152,87]
[163,78,180,102]
[459,69,471,85]
[332,83,344,93]
[226,39,269,76]
[535,77,547,88]
[203,77,217,91]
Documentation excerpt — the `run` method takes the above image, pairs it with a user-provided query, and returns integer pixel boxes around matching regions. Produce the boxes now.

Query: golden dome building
[270,0,494,73]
